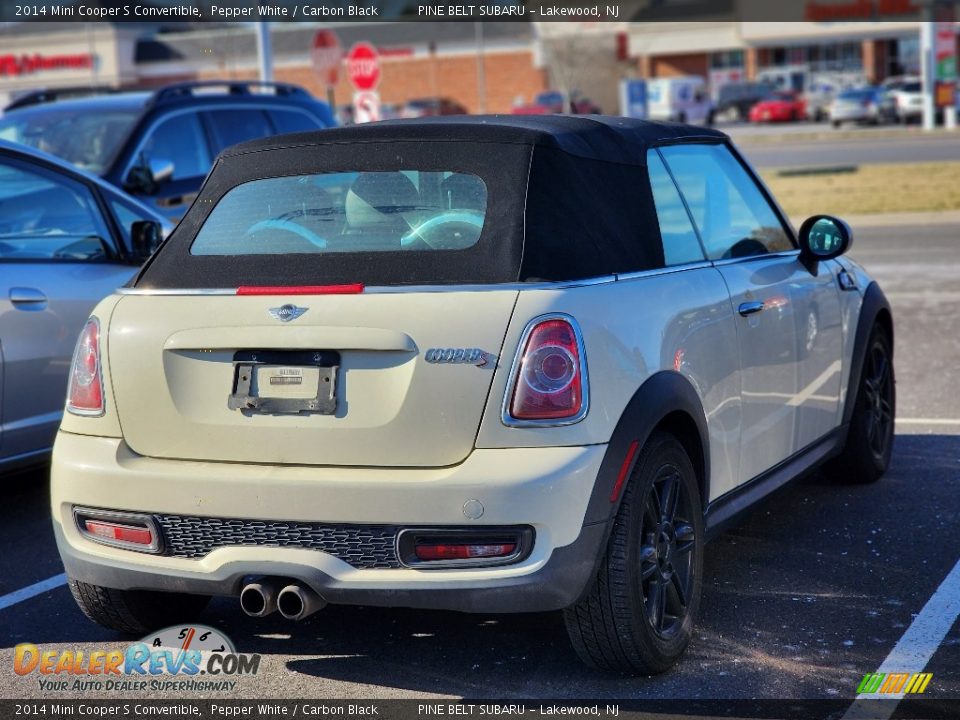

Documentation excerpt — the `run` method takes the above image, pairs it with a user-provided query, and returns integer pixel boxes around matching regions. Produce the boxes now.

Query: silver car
[0,140,168,472]
[830,88,893,127]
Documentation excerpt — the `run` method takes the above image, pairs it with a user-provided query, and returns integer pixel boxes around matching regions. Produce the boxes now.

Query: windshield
[191,170,488,256]
[0,106,139,174]
[902,82,922,93]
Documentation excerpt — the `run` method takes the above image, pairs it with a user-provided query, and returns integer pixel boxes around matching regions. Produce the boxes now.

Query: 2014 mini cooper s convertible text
[52,116,894,675]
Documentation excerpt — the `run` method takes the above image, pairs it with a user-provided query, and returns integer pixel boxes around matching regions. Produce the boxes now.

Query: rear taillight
[414,542,517,561]
[504,315,588,425]
[67,318,104,416]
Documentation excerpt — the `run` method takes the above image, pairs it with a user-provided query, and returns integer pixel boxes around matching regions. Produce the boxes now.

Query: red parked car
[748,91,806,123]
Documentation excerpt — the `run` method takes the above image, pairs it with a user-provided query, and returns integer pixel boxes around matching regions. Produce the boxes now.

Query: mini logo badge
[268,304,308,323]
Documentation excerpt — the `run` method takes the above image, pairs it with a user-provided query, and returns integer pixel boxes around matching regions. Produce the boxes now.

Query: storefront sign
[935,18,957,108]
[804,0,919,22]
[0,53,94,77]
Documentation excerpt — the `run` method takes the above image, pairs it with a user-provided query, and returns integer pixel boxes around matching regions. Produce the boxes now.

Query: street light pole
[921,13,936,130]
[256,22,274,83]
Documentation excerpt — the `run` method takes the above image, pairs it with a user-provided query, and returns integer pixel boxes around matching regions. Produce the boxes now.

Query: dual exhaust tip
[240,578,326,621]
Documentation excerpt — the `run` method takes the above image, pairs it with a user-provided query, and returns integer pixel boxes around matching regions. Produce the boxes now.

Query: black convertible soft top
[135,116,729,289]
[224,114,727,165]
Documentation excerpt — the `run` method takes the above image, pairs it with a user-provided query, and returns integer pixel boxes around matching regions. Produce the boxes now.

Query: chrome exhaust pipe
[240,578,282,618]
[277,583,327,621]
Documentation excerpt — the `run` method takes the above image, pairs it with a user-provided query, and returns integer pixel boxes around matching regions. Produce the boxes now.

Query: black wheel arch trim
[582,370,711,528]
[842,281,894,432]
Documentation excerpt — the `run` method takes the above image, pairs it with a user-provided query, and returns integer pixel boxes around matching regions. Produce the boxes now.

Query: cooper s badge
[268,304,308,323]
[425,348,490,366]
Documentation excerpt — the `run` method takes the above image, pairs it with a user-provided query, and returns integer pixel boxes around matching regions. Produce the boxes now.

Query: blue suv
[0,81,336,222]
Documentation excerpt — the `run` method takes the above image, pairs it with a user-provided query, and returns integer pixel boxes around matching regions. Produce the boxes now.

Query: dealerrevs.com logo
[14,625,260,693]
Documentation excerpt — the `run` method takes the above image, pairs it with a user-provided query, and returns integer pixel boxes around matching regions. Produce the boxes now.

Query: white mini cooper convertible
[52,116,894,674]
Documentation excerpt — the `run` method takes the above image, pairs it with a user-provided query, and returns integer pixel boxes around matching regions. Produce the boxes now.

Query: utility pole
[256,22,274,83]
[921,16,936,130]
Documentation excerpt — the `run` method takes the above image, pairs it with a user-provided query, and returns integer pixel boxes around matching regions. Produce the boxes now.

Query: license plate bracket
[227,350,340,415]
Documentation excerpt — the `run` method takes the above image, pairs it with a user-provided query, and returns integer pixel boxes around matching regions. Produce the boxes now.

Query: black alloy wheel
[639,463,697,640]
[565,432,704,674]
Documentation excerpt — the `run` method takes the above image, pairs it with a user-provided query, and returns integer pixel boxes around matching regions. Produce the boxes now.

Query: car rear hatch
[108,290,517,467]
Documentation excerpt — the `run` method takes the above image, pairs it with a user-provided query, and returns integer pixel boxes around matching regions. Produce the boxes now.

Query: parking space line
[896,418,960,425]
[843,557,960,719]
[0,573,67,612]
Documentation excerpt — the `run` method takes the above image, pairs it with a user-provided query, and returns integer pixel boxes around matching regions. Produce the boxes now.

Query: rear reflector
[415,543,517,561]
[397,527,533,568]
[609,440,641,502]
[84,520,154,546]
[75,508,161,553]
[237,284,364,296]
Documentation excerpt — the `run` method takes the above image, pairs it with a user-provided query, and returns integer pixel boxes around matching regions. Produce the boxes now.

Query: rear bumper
[51,432,609,613]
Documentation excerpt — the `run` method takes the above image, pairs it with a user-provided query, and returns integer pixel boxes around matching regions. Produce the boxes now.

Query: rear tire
[564,432,703,675]
[68,578,209,635]
[825,326,895,484]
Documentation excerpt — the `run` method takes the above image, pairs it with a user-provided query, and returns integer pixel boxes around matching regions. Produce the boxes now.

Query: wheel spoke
[643,495,660,530]
[640,544,657,579]
[879,398,893,423]
[660,471,679,521]
[873,353,888,388]
[655,580,667,632]
[669,569,688,610]
[674,523,695,554]
[648,578,666,631]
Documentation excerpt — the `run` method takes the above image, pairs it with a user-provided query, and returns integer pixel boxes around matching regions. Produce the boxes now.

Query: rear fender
[582,370,710,527]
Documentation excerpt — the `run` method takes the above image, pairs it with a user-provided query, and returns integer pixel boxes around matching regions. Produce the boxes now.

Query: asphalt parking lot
[0,221,957,706]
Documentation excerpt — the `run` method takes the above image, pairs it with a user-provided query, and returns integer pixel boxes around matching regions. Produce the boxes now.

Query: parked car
[53,116,893,676]
[885,79,923,123]
[401,97,468,118]
[829,87,895,127]
[646,76,715,124]
[0,82,335,223]
[748,90,806,122]
[0,139,169,473]
[513,90,603,116]
[715,81,775,122]
[804,81,839,122]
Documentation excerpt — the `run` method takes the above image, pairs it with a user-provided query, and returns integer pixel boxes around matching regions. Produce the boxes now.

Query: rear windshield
[191,171,487,255]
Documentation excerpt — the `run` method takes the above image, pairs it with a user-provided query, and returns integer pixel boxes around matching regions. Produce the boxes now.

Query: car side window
[0,157,113,261]
[269,109,321,134]
[659,144,794,260]
[140,113,211,181]
[206,109,274,153]
[646,150,705,266]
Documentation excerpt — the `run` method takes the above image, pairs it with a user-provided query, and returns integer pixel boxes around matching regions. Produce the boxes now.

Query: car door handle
[738,300,765,317]
[10,287,48,305]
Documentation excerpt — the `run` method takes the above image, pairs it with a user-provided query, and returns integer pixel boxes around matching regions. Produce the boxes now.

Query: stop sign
[347,42,380,92]
[311,30,342,88]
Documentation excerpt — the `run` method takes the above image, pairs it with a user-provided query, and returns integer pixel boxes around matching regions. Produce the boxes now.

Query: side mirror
[130,220,163,261]
[798,214,852,270]
[125,157,174,195]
